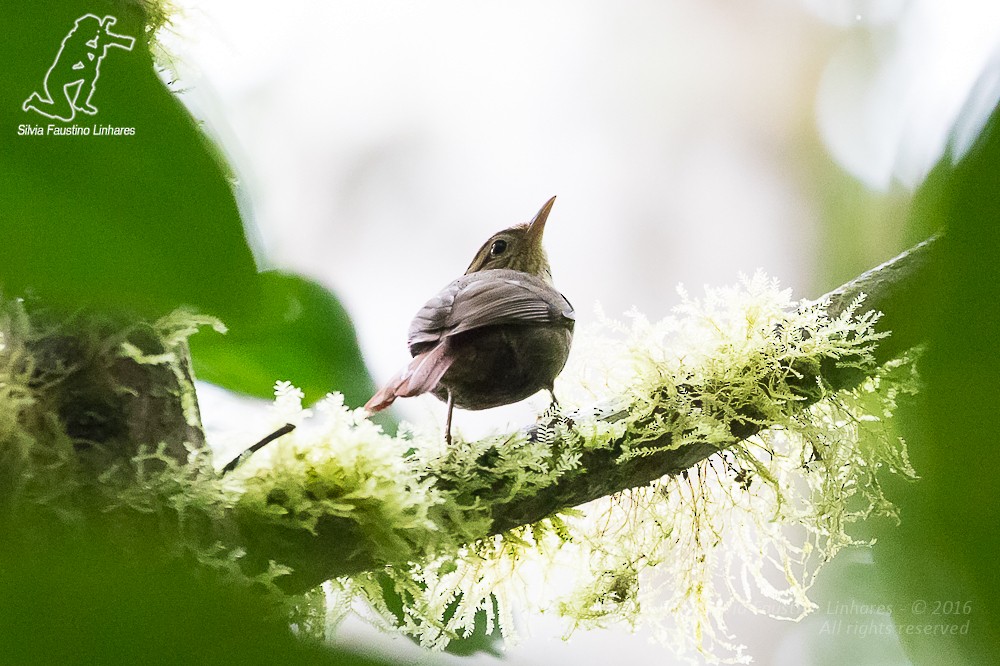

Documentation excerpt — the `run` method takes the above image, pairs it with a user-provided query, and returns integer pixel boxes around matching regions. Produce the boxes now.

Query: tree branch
[26,312,204,467]
[236,237,938,594]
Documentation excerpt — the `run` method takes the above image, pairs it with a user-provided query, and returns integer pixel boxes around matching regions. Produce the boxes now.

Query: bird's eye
[490,239,508,257]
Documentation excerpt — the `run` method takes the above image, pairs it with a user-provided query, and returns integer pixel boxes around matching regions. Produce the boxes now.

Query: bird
[365,196,575,444]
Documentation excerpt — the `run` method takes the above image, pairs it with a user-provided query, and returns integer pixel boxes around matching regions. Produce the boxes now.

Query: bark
[26,311,204,467]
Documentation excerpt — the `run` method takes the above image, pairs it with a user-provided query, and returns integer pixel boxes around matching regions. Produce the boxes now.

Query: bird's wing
[406,282,460,351]
[407,270,574,353]
[447,272,574,334]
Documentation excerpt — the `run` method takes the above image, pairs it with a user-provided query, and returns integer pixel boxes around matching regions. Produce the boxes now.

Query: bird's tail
[364,343,453,414]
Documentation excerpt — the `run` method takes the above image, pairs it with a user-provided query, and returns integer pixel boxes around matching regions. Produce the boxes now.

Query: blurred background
[148,0,1000,664]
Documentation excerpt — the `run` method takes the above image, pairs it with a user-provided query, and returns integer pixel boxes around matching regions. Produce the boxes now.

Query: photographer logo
[22,14,134,126]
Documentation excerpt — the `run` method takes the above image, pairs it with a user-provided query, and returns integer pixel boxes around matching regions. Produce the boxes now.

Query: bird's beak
[527,196,556,247]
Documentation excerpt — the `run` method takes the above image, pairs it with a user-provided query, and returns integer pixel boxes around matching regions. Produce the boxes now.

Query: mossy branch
[236,237,937,594]
[0,237,933,659]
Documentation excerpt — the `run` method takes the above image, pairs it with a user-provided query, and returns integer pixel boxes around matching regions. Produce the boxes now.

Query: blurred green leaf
[0,2,375,404]
[440,596,504,658]
[0,1,258,317]
[374,572,504,658]
[190,271,375,407]
[0,512,395,666]
[872,99,1000,664]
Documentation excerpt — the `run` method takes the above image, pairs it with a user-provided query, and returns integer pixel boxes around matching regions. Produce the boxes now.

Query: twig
[221,423,296,473]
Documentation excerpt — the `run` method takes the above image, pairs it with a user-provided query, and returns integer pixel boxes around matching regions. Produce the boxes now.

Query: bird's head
[465,196,556,281]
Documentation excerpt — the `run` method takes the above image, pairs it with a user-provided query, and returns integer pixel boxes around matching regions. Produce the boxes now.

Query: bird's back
[407,269,574,354]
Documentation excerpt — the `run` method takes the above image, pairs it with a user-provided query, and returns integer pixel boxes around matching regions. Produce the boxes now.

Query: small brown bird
[365,197,575,444]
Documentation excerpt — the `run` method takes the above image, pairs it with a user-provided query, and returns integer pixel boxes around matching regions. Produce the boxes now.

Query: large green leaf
[872,97,1000,664]
[190,271,376,407]
[1,1,258,317]
[0,512,395,665]
[0,1,375,404]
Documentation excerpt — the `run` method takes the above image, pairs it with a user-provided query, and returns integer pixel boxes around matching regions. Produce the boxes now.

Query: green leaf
[0,513,395,665]
[1,2,375,404]
[190,271,375,407]
[0,1,258,317]
[374,572,504,658]
[873,95,1000,664]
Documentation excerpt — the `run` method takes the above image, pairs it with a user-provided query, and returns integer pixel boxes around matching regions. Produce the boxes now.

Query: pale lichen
[230,386,439,560]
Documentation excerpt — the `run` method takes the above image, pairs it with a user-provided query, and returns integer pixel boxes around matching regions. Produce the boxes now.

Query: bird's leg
[546,388,561,416]
[445,389,455,446]
[543,388,574,428]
